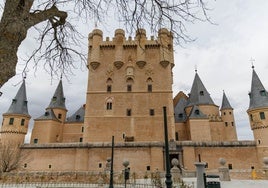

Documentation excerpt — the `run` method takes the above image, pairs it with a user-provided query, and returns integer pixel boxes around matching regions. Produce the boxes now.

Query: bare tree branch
[0,0,212,88]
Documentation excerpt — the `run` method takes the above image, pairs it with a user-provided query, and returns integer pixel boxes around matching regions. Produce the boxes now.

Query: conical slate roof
[189,105,207,119]
[220,91,233,110]
[5,80,29,115]
[174,97,187,123]
[187,72,215,107]
[67,105,85,122]
[248,68,268,109]
[47,80,66,110]
[35,109,58,121]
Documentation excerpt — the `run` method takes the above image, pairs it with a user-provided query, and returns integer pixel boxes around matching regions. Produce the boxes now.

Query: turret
[1,80,31,145]
[220,91,237,141]
[30,80,67,144]
[185,71,219,119]
[247,66,268,146]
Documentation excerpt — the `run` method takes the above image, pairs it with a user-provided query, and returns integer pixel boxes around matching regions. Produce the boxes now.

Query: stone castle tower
[0,80,31,145]
[30,80,67,144]
[83,28,175,143]
[247,67,268,146]
[174,71,237,142]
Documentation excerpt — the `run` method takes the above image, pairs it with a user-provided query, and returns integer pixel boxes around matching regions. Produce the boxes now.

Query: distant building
[1,29,268,178]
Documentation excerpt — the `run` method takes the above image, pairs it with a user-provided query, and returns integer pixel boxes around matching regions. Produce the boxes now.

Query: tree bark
[0,0,67,88]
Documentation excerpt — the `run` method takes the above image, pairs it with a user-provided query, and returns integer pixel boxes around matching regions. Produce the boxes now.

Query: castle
[1,28,268,178]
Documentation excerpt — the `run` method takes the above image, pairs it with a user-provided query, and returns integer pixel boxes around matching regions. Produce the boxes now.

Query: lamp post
[109,136,114,188]
[163,106,172,188]
[123,160,130,188]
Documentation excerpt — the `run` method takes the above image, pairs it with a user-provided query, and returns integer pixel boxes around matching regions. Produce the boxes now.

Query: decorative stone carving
[114,61,124,69]
[106,64,114,77]
[136,61,146,69]
[90,61,100,70]
[219,158,226,166]
[160,60,170,68]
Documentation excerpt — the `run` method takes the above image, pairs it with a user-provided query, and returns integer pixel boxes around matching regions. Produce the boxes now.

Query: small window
[250,114,253,121]
[45,111,49,116]
[127,109,132,116]
[200,91,204,96]
[225,122,228,127]
[175,132,179,141]
[52,97,57,101]
[127,84,132,92]
[58,114,62,119]
[178,113,183,118]
[24,163,27,168]
[194,110,200,115]
[260,90,266,96]
[79,137,83,142]
[48,165,52,169]
[146,166,150,171]
[231,122,234,126]
[260,112,265,120]
[81,127,84,132]
[33,139,38,144]
[12,99,17,104]
[228,164,233,170]
[24,101,27,105]
[148,84,152,92]
[107,85,112,92]
[223,112,226,115]
[99,163,102,168]
[76,115,81,120]
[122,133,125,139]
[9,118,14,125]
[106,102,112,110]
[21,119,25,126]
[229,112,232,115]
[150,109,155,116]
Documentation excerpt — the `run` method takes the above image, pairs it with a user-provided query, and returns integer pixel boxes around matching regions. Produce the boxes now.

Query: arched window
[106,98,113,110]
[146,77,153,92]
[106,78,113,92]
[126,77,134,92]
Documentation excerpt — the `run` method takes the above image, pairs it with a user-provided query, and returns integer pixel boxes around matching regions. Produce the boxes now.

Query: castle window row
[106,77,153,92]
[107,84,153,92]
[8,118,25,126]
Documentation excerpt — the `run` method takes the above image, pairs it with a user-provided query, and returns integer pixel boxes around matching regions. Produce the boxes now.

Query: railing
[0,183,157,188]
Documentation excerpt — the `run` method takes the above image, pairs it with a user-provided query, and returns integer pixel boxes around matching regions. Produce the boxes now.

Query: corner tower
[30,80,67,144]
[220,91,237,140]
[1,80,31,145]
[247,67,268,146]
[84,28,175,142]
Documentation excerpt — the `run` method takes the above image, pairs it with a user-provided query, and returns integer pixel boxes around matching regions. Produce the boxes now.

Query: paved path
[183,178,268,188]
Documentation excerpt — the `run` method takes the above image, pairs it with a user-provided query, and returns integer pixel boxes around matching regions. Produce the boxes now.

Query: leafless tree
[0,143,24,172]
[0,0,211,88]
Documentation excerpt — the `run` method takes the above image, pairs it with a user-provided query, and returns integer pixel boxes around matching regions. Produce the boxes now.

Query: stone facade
[1,29,268,179]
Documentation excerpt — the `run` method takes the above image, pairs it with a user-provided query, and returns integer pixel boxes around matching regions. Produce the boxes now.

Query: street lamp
[109,136,114,188]
[123,160,130,188]
[163,106,172,188]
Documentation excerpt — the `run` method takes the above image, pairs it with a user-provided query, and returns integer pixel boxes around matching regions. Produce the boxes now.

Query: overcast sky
[1,1,268,141]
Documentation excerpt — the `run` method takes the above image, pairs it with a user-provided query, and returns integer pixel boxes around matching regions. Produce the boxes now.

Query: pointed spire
[6,80,29,115]
[221,91,233,110]
[248,67,268,109]
[187,72,215,106]
[47,80,66,110]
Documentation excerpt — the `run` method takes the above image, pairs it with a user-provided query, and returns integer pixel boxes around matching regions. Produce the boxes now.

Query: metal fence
[0,183,157,188]
[0,182,195,188]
